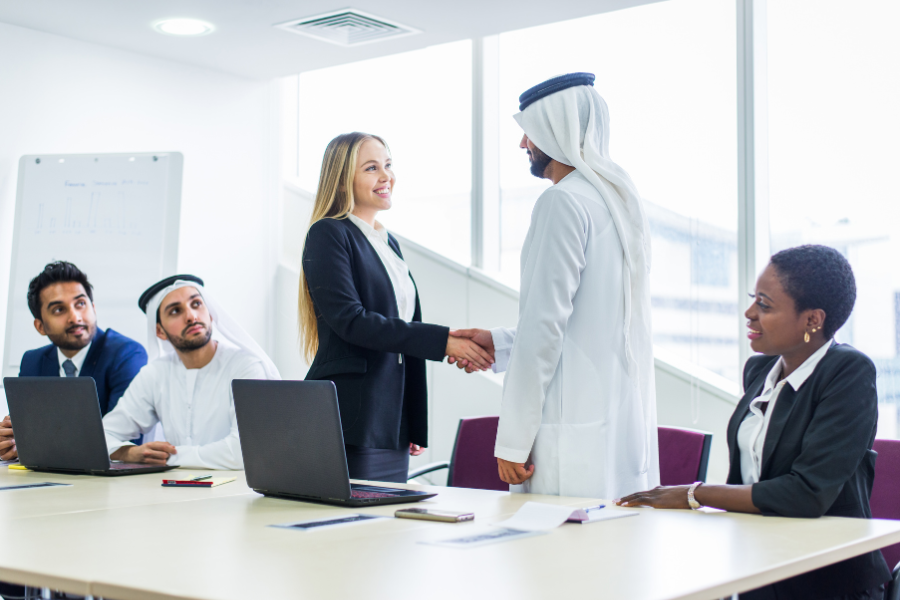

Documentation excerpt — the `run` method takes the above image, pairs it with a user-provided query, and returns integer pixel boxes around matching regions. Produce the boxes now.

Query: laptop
[3,377,176,476]
[232,379,436,506]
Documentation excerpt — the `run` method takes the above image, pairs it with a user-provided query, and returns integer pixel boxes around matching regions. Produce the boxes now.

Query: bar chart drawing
[35,189,144,235]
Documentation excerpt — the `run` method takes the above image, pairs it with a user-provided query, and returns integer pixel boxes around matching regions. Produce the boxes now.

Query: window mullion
[736,0,770,373]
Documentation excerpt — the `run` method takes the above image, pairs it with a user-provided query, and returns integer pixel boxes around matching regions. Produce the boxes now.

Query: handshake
[444,328,494,373]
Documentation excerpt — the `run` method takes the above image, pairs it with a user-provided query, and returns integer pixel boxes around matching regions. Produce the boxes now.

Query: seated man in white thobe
[451,73,659,500]
[104,275,280,470]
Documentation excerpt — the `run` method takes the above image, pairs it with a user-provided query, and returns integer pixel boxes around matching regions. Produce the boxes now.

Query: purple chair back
[873,439,900,570]
[448,416,508,492]
[658,426,713,486]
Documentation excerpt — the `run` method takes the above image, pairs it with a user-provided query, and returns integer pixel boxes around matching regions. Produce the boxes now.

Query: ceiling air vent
[275,9,420,47]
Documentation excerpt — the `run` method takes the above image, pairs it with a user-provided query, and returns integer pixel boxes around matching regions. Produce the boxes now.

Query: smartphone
[395,508,475,523]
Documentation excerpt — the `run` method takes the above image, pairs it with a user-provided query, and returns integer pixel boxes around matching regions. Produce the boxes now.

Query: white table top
[2,467,899,600]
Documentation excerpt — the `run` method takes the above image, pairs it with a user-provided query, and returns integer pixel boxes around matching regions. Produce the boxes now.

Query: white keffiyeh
[143,280,280,380]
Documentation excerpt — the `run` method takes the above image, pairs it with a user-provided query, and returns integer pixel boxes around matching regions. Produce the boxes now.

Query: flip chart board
[3,153,182,377]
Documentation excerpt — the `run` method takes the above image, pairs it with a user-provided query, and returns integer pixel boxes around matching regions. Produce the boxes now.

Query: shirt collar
[347,213,389,244]
[762,340,834,394]
[58,341,92,372]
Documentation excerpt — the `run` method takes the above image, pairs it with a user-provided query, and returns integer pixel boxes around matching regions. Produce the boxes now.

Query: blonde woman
[300,132,494,483]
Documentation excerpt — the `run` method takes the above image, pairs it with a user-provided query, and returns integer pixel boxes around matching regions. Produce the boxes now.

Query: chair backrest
[658,426,713,486]
[447,416,508,492]
[872,438,900,570]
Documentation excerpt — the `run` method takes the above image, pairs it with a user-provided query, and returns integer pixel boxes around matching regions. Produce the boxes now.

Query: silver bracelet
[687,481,704,510]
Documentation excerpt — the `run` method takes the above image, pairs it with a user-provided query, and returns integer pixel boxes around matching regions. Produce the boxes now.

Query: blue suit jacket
[18,328,147,416]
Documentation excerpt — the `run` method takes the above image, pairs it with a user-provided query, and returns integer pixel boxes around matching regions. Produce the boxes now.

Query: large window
[293,41,472,264]
[493,0,740,382]
[283,0,900,431]
[767,0,900,438]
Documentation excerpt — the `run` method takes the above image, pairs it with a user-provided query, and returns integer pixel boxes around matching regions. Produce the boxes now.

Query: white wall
[0,22,280,375]
[276,184,740,484]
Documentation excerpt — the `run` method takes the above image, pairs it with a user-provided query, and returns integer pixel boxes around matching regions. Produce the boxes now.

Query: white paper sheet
[494,502,581,531]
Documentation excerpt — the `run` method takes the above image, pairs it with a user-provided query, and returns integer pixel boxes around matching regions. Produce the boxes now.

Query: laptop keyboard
[350,489,398,499]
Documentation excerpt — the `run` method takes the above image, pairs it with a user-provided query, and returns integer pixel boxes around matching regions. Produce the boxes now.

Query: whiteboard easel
[3,152,182,378]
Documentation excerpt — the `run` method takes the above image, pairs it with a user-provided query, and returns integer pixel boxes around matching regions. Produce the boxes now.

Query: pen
[584,504,605,512]
[190,475,212,481]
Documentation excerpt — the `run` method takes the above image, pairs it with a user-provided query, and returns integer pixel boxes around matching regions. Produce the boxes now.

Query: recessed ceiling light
[154,18,214,36]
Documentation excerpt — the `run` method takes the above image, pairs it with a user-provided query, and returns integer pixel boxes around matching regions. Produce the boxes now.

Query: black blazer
[302,217,448,450]
[728,344,890,599]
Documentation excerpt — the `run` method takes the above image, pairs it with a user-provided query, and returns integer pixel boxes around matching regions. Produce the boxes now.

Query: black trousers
[345,445,409,484]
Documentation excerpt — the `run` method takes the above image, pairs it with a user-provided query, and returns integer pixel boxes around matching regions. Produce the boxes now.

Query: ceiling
[0,0,661,80]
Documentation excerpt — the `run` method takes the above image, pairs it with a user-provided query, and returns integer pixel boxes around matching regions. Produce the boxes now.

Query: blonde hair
[299,132,389,363]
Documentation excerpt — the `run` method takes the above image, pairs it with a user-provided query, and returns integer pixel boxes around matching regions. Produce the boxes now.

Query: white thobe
[103,342,266,470]
[493,170,658,500]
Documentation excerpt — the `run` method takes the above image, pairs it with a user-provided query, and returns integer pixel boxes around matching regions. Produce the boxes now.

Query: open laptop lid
[232,380,352,502]
[4,377,111,471]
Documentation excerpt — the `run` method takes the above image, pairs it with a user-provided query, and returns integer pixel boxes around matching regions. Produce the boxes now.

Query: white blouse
[347,214,417,322]
[737,340,833,484]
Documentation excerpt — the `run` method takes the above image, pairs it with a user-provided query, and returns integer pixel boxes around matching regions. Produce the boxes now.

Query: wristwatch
[687,481,704,510]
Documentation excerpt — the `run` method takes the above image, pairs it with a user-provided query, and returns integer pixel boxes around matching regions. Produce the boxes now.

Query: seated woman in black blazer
[299,132,494,484]
[618,245,890,600]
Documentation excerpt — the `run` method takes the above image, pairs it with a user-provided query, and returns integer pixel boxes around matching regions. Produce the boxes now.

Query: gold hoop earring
[804,331,810,343]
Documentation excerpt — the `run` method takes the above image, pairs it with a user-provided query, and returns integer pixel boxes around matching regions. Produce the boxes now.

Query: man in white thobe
[453,73,660,500]
[104,275,280,470]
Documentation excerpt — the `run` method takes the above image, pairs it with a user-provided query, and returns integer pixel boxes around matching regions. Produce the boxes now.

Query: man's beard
[48,324,95,351]
[528,145,553,179]
[167,323,213,352]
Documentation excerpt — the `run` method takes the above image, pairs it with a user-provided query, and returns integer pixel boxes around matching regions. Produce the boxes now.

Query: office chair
[658,426,713,485]
[872,439,900,580]
[408,416,507,491]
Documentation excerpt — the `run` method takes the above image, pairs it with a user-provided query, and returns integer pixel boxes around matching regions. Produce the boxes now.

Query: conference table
[1,467,899,600]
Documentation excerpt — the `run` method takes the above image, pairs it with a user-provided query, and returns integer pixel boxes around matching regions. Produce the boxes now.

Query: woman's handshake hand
[446,329,495,373]
[445,331,494,371]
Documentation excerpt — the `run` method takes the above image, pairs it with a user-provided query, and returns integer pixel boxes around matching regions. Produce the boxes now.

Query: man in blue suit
[0,261,147,461]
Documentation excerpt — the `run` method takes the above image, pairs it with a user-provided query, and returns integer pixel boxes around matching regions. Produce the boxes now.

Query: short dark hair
[26,261,94,320]
[769,245,856,340]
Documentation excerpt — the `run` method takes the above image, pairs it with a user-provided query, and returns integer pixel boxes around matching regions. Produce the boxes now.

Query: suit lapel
[80,328,106,378]
[343,219,399,318]
[727,384,760,482]
[41,346,60,377]
[759,385,799,479]
[387,234,403,260]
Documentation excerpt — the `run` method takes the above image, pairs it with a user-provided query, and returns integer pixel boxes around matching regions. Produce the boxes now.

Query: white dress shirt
[102,342,266,470]
[737,340,833,484]
[57,342,91,377]
[347,213,417,322]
